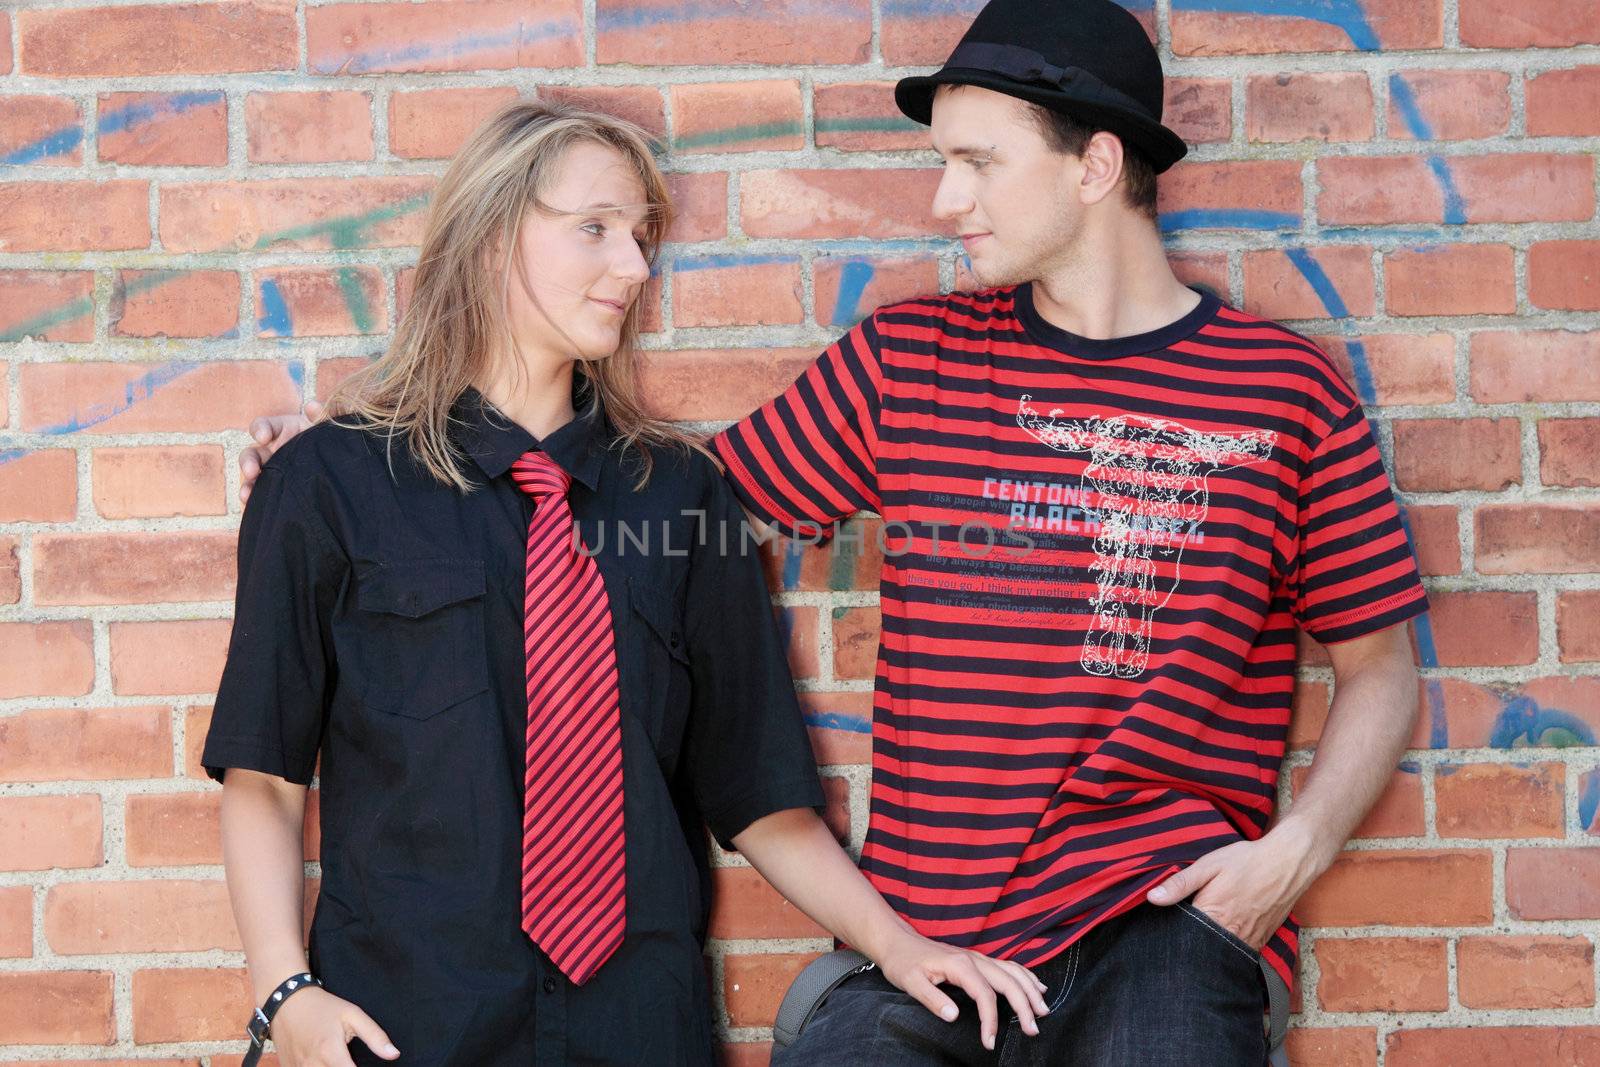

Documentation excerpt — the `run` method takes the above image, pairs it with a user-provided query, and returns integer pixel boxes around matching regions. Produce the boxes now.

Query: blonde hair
[326,99,715,490]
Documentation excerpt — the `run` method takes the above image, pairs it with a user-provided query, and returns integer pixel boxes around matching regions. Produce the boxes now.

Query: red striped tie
[510,449,625,985]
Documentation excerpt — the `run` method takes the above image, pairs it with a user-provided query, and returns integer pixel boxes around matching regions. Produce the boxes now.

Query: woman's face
[501,140,653,367]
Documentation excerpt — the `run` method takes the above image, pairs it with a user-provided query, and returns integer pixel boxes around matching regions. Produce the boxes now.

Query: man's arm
[1143,622,1419,948]
[238,401,324,504]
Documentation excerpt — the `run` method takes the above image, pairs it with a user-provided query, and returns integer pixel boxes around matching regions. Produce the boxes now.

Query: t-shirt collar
[1015,281,1221,359]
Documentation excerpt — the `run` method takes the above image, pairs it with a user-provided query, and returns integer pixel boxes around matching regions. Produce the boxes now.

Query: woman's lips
[589,297,626,314]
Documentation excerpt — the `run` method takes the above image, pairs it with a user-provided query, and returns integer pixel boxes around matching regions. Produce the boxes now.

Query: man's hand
[268,985,399,1067]
[240,401,323,504]
[873,927,1050,1050]
[1144,824,1325,951]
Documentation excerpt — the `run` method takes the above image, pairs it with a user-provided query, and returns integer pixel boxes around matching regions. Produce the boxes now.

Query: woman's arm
[219,768,400,1066]
[732,807,1050,1053]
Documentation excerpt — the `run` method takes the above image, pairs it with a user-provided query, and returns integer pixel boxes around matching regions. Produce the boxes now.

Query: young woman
[205,100,1049,1067]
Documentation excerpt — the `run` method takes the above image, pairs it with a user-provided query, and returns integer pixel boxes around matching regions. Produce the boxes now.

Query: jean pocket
[1176,900,1259,963]
[354,558,490,720]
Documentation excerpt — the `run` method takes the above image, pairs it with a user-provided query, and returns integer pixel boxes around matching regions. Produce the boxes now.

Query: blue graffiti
[601,0,864,32]
[1159,209,1300,233]
[257,279,294,337]
[674,253,798,272]
[1386,75,1467,224]
[314,20,575,75]
[1171,0,1379,50]
[782,541,806,591]
[2,90,221,168]
[803,711,873,734]
[1579,771,1599,832]
[1283,248,1376,404]
[1490,694,1597,750]
[31,362,200,437]
[830,260,878,326]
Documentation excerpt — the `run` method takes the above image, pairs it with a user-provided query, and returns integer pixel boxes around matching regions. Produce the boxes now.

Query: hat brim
[895,68,1188,173]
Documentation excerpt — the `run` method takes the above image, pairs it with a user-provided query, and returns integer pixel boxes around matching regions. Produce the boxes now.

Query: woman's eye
[582,222,606,236]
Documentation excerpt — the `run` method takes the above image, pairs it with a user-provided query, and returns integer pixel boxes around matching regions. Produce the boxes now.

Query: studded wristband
[241,970,323,1067]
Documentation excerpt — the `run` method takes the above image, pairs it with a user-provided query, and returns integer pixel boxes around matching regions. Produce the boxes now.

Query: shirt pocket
[625,574,692,764]
[353,559,490,720]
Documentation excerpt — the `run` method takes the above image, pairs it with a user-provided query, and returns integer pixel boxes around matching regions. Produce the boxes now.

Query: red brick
[133,966,252,1043]
[1290,764,1424,839]
[1157,160,1303,230]
[1458,936,1595,1009]
[1461,0,1600,46]
[1173,0,1440,54]
[1530,241,1600,311]
[125,793,223,867]
[247,91,373,163]
[160,176,433,252]
[113,269,240,339]
[1315,937,1447,1012]
[257,266,387,337]
[94,445,226,520]
[34,532,236,606]
[0,972,113,1044]
[1391,417,1521,492]
[1419,676,1600,751]
[0,94,81,166]
[1476,504,1600,574]
[814,81,927,152]
[1472,330,1600,403]
[388,86,520,160]
[538,86,664,141]
[0,270,93,343]
[1436,762,1564,839]
[722,1044,773,1067]
[599,0,869,65]
[1287,680,1330,749]
[666,172,727,243]
[638,348,815,422]
[1247,73,1373,143]
[1404,504,1461,576]
[831,606,881,682]
[0,449,77,522]
[708,867,827,940]
[1242,246,1374,319]
[0,14,9,76]
[722,952,822,1028]
[816,255,940,327]
[672,80,803,154]
[1425,591,1538,666]
[45,880,238,954]
[780,605,820,682]
[308,0,582,75]
[1527,66,1600,136]
[1540,419,1600,488]
[0,622,95,700]
[1385,244,1514,316]
[1163,77,1232,144]
[19,1,295,75]
[1309,333,1456,406]
[799,690,872,767]
[0,536,18,605]
[1320,154,1594,224]
[1296,849,1493,926]
[0,795,102,871]
[316,357,373,405]
[110,618,231,696]
[0,707,172,781]
[1167,252,1230,296]
[184,706,216,779]
[0,886,30,958]
[1558,591,1600,663]
[0,180,150,252]
[1507,848,1600,919]
[20,361,300,435]
[740,168,946,239]
[1283,1028,1378,1067]
[98,91,228,166]
[820,774,850,844]
[674,257,801,328]
[1388,1027,1600,1065]
[1388,69,1511,140]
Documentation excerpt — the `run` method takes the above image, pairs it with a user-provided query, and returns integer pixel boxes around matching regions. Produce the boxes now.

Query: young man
[240,1,1426,1062]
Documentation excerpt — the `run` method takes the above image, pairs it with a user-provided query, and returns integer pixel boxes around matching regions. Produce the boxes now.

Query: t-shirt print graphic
[1016,395,1278,679]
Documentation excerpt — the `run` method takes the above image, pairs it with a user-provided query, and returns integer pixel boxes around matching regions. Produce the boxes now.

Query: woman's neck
[479,357,578,442]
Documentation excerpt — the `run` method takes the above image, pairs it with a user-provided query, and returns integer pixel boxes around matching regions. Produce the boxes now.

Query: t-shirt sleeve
[201,463,346,786]
[681,465,826,850]
[711,312,883,536]
[1293,403,1429,644]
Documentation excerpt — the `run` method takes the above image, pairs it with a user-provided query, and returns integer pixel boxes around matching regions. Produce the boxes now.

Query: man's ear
[1078,131,1126,207]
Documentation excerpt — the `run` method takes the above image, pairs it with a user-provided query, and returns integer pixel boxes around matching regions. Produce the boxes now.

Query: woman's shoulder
[620,435,727,504]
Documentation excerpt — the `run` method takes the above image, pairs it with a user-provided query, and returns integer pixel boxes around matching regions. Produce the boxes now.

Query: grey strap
[1261,955,1291,1052]
[772,948,874,1048]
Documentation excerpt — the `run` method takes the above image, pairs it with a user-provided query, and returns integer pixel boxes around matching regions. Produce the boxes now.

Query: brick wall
[1,0,1597,1063]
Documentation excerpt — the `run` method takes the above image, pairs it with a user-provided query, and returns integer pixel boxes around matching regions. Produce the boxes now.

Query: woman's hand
[239,401,322,504]
[267,985,400,1066]
[873,928,1051,1051]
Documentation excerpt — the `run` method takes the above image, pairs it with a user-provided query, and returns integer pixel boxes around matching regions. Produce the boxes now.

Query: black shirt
[202,385,826,1066]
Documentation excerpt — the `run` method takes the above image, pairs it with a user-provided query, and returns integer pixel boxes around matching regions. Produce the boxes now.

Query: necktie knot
[510,450,571,502]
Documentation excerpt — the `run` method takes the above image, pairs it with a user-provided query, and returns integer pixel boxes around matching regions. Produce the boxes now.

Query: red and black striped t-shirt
[711,283,1429,991]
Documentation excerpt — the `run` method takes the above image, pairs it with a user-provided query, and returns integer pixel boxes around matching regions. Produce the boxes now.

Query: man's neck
[1028,213,1201,340]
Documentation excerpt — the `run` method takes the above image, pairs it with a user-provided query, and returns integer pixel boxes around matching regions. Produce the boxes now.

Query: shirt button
[542,977,557,994]
[669,633,681,649]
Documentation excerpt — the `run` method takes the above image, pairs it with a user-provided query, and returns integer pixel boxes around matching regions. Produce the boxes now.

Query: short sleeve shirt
[203,385,824,1067]
[713,284,1429,992]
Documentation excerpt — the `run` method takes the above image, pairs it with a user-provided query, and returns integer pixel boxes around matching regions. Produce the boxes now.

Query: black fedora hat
[894,0,1188,173]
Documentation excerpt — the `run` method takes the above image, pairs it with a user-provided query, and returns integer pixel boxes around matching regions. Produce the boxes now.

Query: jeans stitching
[1176,902,1257,966]
[1047,942,1080,1013]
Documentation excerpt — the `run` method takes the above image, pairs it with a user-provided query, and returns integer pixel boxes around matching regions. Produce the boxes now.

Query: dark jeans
[773,900,1269,1067]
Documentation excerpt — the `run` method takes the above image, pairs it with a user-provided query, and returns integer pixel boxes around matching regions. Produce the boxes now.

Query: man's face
[929,85,1085,289]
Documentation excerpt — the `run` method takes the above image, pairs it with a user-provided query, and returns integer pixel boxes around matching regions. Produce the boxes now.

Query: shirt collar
[453,380,609,491]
